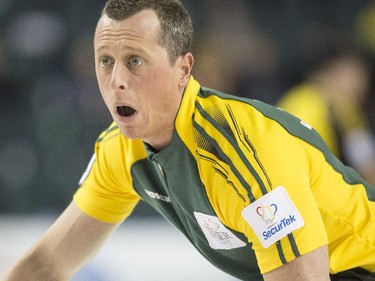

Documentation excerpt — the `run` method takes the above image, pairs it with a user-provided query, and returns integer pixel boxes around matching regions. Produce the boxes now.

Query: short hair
[101,0,193,62]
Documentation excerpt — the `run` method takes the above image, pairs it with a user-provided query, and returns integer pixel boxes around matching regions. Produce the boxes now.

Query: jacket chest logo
[145,189,171,203]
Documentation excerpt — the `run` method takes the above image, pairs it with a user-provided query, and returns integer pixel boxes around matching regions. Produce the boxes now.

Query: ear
[178,52,194,88]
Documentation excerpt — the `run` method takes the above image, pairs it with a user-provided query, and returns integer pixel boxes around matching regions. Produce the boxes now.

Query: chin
[118,127,143,141]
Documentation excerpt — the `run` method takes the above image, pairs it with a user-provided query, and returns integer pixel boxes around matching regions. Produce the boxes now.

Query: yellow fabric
[74,124,144,223]
[74,77,375,274]
[278,84,339,155]
[278,83,372,160]
[187,93,328,272]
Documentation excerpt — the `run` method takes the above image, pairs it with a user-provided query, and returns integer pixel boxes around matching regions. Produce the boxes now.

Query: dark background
[1,0,375,215]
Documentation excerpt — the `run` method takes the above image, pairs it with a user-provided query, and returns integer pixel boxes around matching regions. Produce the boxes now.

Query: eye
[127,56,143,67]
[99,56,113,67]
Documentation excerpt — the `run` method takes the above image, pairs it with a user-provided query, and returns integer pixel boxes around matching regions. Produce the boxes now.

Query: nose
[110,63,128,91]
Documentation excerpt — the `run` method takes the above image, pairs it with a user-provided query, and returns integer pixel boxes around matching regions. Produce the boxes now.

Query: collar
[174,75,201,154]
[175,75,200,128]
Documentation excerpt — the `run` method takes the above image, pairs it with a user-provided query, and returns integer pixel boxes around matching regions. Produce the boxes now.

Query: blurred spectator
[354,0,375,134]
[278,37,375,185]
[355,0,375,60]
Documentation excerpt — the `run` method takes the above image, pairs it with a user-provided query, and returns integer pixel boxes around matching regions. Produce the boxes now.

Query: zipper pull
[157,162,165,176]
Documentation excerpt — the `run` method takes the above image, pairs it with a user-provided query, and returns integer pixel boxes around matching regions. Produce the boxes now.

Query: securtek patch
[241,186,304,248]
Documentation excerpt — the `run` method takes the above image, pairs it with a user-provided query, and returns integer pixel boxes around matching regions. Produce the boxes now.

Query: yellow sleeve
[74,125,141,223]
[238,121,329,273]
[196,99,330,274]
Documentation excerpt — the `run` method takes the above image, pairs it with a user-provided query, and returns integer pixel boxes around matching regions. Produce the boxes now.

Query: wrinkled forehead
[95,10,161,40]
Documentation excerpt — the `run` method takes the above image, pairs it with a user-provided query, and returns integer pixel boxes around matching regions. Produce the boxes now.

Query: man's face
[94,10,190,149]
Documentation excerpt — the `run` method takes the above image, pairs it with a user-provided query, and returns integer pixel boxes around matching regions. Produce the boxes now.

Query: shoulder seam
[96,124,120,143]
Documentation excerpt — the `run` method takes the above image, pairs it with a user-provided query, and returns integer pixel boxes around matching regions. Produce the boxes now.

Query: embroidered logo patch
[241,186,304,248]
[256,204,278,224]
[194,212,246,250]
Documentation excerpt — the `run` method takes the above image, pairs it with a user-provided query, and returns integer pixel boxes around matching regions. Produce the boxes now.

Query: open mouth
[117,105,136,117]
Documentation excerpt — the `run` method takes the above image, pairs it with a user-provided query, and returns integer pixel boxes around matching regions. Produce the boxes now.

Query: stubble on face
[94,10,185,150]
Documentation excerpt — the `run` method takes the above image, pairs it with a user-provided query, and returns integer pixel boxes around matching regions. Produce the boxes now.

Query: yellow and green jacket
[75,77,375,280]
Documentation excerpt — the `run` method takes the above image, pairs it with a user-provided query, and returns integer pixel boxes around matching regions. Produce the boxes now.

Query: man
[278,45,375,186]
[1,0,374,280]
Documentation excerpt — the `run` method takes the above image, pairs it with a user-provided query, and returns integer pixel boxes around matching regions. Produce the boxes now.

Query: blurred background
[1,0,375,280]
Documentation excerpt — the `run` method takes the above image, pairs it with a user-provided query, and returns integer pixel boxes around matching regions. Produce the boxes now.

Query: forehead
[94,10,161,47]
